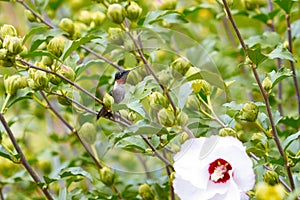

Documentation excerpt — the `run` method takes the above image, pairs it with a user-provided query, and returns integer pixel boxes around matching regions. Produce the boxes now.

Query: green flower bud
[107,4,126,24]
[171,57,191,78]
[138,184,155,200]
[0,48,8,60]
[17,76,28,89]
[103,92,114,110]
[0,24,17,38]
[108,27,124,45]
[3,36,24,55]
[77,10,92,26]
[126,1,142,21]
[219,127,237,137]
[255,182,286,200]
[262,77,272,94]
[25,10,37,22]
[263,170,280,186]
[57,92,72,106]
[149,91,169,110]
[59,18,75,35]
[99,166,115,186]
[241,102,259,122]
[4,75,20,94]
[186,95,200,111]
[91,11,106,27]
[0,56,15,67]
[28,70,48,90]
[158,69,172,87]
[47,37,65,58]
[127,111,136,121]
[176,111,189,127]
[58,65,75,81]
[158,108,175,127]
[42,56,53,66]
[158,0,177,10]
[191,79,211,96]
[79,122,96,144]
[49,74,62,85]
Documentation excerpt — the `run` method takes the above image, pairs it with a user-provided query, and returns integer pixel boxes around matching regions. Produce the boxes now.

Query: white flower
[173,136,255,200]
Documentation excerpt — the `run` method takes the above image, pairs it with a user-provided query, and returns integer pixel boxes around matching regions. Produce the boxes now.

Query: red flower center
[208,158,232,183]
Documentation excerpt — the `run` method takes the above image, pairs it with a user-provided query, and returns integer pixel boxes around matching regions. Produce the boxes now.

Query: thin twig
[49,91,97,115]
[0,113,54,200]
[162,149,175,200]
[16,0,123,71]
[286,13,300,115]
[40,91,103,168]
[222,0,295,190]
[18,59,103,106]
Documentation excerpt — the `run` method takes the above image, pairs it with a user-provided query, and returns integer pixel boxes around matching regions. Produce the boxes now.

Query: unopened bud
[158,108,175,127]
[49,74,62,85]
[79,122,96,144]
[59,18,75,35]
[99,167,115,186]
[219,127,237,137]
[77,10,92,26]
[58,65,75,81]
[28,70,48,90]
[3,36,24,55]
[92,11,106,27]
[108,27,124,45]
[126,1,142,21]
[4,75,20,94]
[25,10,37,22]
[103,92,114,110]
[255,182,286,200]
[127,111,136,121]
[47,37,65,58]
[158,0,177,10]
[149,91,169,110]
[171,57,191,78]
[262,77,272,94]
[138,184,155,200]
[42,56,53,66]
[0,56,15,67]
[241,102,258,122]
[158,69,172,87]
[0,24,17,38]
[107,4,126,24]
[263,170,280,186]
[176,111,189,127]
[192,79,211,96]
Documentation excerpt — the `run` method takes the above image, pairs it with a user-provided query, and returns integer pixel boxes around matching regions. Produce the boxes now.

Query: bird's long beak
[129,65,142,71]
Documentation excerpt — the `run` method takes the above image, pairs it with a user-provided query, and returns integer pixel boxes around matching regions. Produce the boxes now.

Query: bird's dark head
[114,70,130,84]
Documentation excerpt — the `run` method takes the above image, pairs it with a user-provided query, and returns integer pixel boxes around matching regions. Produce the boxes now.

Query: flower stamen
[208,158,232,183]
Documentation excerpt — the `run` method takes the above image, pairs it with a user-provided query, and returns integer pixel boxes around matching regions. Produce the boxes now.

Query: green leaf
[62,35,101,61]
[268,68,293,88]
[23,25,49,44]
[0,144,15,161]
[244,32,282,49]
[291,20,300,39]
[282,131,300,150]
[268,45,296,62]
[144,10,188,25]
[44,175,58,185]
[279,116,300,130]
[22,50,62,61]
[59,167,93,182]
[274,0,297,13]
[247,46,267,66]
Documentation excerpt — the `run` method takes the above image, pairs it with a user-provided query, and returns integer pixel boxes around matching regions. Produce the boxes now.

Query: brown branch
[222,0,295,190]
[0,113,54,200]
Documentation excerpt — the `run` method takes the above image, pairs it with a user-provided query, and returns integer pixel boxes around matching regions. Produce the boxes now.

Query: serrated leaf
[144,10,188,25]
[268,45,296,62]
[274,0,296,13]
[44,175,58,185]
[283,131,300,150]
[62,35,101,61]
[279,116,300,130]
[247,46,267,66]
[59,167,93,182]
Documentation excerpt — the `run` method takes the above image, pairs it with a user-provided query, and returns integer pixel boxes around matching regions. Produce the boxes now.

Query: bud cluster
[107,1,142,24]
[192,79,212,96]
[4,75,27,95]
[171,57,191,78]
[0,24,25,68]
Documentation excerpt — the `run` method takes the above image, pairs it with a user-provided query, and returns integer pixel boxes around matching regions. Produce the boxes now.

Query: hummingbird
[96,66,140,120]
